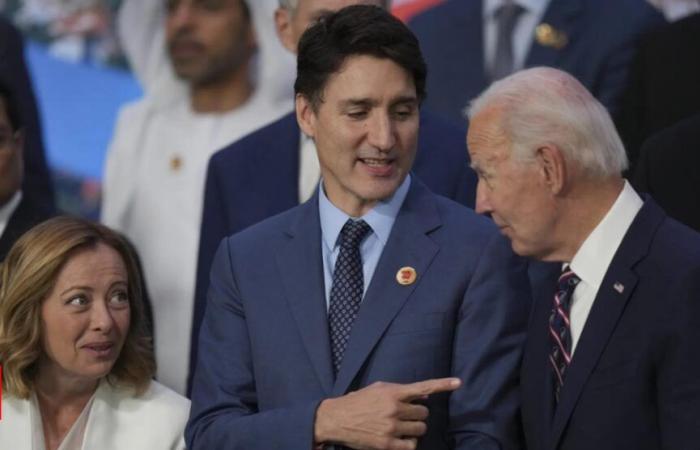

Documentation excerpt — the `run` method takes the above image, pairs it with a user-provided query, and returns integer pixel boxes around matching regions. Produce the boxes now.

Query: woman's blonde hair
[0,216,155,398]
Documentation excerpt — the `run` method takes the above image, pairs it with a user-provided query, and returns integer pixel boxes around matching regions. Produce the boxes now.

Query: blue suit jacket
[189,110,477,387]
[521,199,700,450]
[409,0,665,124]
[186,179,530,449]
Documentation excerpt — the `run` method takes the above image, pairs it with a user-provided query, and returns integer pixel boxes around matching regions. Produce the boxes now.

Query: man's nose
[367,113,396,151]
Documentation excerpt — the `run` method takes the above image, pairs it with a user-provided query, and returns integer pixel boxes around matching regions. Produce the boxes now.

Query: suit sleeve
[185,240,320,449]
[188,158,233,393]
[451,232,531,450]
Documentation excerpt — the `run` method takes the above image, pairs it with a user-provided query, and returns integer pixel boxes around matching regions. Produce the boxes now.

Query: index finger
[396,377,462,401]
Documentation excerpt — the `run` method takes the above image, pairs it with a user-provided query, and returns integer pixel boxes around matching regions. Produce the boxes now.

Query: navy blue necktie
[328,219,372,376]
[549,267,581,402]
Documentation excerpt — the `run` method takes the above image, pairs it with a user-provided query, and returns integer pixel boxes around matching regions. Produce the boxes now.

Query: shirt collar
[319,174,411,251]
[0,190,23,237]
[569,180,643,290]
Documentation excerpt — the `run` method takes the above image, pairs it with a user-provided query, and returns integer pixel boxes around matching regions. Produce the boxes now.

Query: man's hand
[314,377,461,450]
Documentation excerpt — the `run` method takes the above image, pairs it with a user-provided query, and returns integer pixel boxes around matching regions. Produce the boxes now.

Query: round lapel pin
[396,266,417,285]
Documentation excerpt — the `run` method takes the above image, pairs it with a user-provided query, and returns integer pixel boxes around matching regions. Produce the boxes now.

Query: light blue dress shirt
[318,175,411,310]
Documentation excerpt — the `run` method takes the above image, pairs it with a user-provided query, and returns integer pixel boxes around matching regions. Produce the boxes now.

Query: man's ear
[296,94,316,138]
[536,144,567,194]
[275,7,297,53]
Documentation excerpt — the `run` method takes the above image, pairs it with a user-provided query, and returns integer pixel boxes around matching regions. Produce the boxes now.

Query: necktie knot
[339,219,372,250]
[556,268,581,309]
[549,266,580,400]
[496,1,524,24]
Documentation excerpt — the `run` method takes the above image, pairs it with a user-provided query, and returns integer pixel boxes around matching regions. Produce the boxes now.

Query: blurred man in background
[102,0,292,395]
[0,81,53,261]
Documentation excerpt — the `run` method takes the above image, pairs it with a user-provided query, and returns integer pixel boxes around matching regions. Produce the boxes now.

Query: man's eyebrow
[339,95,419,108]
[339,98,375,108]
[391,96,419,106]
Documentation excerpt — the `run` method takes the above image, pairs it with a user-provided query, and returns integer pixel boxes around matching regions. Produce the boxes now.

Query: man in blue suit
[409,0,665,124]
[187,6,530,449]
[189,0,477,388]
[467,67,700,450]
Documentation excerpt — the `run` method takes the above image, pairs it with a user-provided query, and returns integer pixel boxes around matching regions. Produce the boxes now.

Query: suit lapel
[526,0,583,68]
[276,194,335,394]
[256,113,302,215]
[332,181,441,396]
[523,262,560,447]
[549,200,665,449]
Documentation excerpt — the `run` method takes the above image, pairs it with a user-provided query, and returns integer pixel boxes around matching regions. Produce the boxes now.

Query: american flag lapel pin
[613,282,625,294]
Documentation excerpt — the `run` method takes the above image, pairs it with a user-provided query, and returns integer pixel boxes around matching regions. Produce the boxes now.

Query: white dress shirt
[0,190,22,239]
[483,0,550,74]
[568,181,643,354]
[298,132,321,203]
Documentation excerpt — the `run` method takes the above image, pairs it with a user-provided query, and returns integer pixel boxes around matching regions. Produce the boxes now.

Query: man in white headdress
[102,0,294,395]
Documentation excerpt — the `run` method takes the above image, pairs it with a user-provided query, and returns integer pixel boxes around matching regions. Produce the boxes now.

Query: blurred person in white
[102,0,294,395]
[0,217,190,450]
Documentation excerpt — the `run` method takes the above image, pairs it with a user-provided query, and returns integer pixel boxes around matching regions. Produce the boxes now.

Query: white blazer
[0,380,190,450]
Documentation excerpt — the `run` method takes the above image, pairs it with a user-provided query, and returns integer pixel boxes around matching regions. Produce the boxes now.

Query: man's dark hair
[0,80,23,131]
[294,5,427,110]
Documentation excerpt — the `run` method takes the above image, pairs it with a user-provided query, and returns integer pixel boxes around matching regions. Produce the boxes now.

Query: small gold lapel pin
[396,266,417,286]
[170,155,183,172]
[613,282,625,294]
[535,23,568,49]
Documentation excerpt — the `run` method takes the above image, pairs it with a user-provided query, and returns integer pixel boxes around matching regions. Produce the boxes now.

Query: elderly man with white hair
[467,66,700,450]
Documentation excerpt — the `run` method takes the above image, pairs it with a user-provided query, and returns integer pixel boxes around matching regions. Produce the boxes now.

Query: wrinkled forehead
[468,107,510,152]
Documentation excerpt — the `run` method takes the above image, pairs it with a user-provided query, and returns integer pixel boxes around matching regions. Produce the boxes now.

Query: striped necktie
[549,267,581,402]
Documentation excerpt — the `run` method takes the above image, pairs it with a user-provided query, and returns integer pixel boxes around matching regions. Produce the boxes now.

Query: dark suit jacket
[632,113,700,232]
[188,110,477,386]
[186,179,530,449]
[409,0,665,124]
[0,17,54,210]
[521,199,700,450]
[0,194,53,262]
[617,13,700,170]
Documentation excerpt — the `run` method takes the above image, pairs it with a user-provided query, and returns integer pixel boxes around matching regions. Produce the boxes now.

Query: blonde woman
[0,217,189,450]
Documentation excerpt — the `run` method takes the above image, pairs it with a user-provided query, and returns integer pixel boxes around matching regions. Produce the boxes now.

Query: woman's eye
[67,295,88,306]
[110,290,130,305]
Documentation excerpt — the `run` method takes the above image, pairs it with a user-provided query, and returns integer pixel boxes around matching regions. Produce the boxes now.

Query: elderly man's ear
[535,145,566,195]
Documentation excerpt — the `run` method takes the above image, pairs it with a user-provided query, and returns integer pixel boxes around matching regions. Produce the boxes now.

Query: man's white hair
[467,67,628,178]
